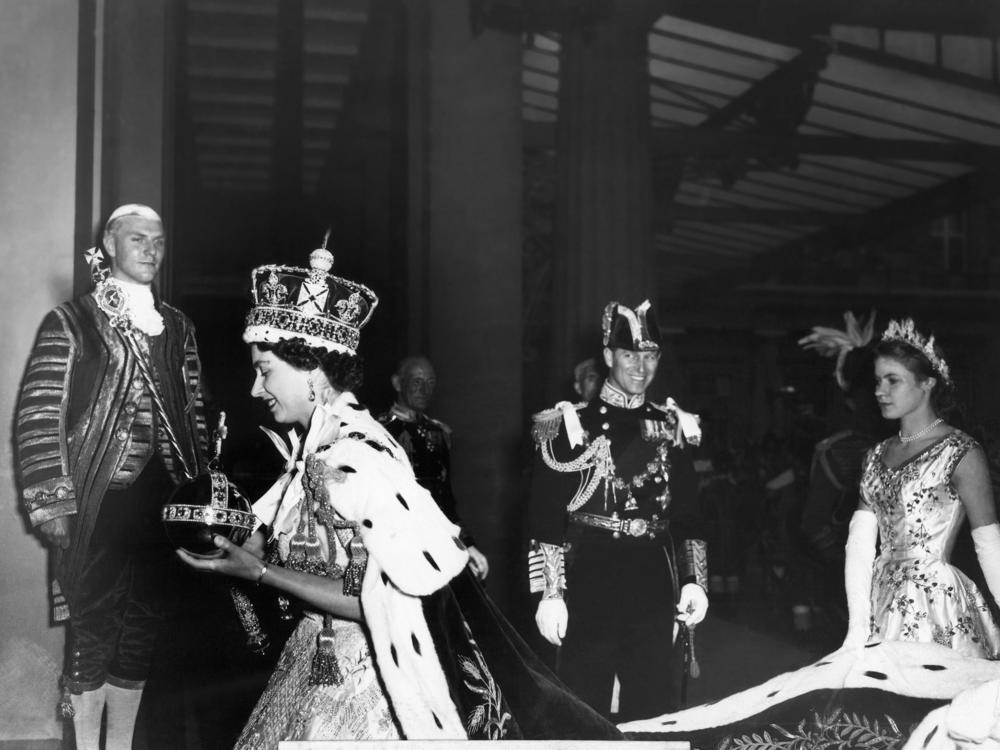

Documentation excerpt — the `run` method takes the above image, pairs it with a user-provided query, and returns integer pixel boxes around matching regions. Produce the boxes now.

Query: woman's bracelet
[255,564,269,586]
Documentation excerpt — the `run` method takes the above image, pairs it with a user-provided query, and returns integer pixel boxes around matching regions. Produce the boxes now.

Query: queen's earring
[307,379,316,402]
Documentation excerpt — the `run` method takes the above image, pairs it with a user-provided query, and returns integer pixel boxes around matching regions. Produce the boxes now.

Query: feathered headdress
[798,310,876,391]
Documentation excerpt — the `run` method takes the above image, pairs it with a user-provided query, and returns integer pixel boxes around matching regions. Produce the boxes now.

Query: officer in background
[378,355,489,580]
[527,300,708,721]
[572,357,602,403]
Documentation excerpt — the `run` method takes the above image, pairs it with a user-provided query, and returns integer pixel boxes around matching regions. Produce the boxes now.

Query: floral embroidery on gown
[861,430,1000,658]
[234,521,400,749]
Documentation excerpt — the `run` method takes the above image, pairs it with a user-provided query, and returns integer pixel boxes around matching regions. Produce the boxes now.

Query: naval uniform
[527,381,704,721]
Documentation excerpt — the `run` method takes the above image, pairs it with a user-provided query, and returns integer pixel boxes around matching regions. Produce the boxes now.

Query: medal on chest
[611,440,673,512]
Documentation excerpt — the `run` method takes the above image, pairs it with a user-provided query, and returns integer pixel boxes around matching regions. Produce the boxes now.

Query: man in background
[378,355,489,580]
[15,204,208,749]
[572,357,602,403]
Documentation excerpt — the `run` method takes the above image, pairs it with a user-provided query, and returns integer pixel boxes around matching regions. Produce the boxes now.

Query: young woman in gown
[621,318,1000,749]
[177,248,621,746]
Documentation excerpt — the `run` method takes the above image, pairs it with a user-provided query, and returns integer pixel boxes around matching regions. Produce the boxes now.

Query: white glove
[676,583,708,625]
[535,598,568,646]
[972,523,1000,608]
[842,509,878,649]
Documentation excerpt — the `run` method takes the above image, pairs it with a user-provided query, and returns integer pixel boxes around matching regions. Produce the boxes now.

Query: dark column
[419,2,523,610]
[550,1,661,393]
[272,0,304,248]
[101,1,172,212]
[100,0,174,293]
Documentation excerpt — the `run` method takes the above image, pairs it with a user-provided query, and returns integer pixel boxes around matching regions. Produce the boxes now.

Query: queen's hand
[177,534,265,583]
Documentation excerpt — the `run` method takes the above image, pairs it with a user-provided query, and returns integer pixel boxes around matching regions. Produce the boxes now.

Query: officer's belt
[569,511,669,539]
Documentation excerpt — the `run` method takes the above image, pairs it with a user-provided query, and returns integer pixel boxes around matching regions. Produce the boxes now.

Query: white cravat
[117,278,164,336]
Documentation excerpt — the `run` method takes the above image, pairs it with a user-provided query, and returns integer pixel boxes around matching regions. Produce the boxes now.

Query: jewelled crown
[243,243,378,356]
[881,318,951,384]
[602,299,661,351]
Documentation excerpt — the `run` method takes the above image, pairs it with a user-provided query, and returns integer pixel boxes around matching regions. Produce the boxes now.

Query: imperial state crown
[243,243,379,356]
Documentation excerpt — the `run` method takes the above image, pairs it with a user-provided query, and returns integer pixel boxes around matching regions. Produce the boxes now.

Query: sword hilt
[685,624,700,679]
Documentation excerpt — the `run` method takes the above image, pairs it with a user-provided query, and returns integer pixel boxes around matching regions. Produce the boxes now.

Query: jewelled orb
[161,470,256,556]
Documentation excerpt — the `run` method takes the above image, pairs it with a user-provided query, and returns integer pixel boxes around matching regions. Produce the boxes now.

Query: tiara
[881,318,951,384]
[243,242,378,356]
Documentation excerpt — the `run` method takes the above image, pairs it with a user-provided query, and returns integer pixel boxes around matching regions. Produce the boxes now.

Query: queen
[177,244,621,745]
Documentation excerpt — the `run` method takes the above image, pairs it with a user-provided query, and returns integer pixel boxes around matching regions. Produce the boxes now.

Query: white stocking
[69,685,106,750]
[105,683,143,750]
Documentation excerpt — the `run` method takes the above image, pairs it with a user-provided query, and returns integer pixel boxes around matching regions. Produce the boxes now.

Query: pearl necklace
[899,417,942,444]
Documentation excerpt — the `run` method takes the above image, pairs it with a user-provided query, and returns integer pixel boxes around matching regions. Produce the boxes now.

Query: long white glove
[536,599,568,646]
[676,582,709,625]
[842,509,878,649]
[972,523,1000,609]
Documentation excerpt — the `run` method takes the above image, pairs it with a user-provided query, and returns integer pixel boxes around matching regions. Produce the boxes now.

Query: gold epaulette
[531,402,585,445]
[815,429,852,453]
[426,416,453,437]
[650,398,701,447]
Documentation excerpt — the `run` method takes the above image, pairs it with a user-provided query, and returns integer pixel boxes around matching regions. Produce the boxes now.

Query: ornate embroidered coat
[527,387,704,576]
[15,293,208,617]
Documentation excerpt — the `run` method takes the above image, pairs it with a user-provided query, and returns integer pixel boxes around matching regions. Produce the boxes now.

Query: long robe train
[620,641,1000,749]
[424,568,624,740]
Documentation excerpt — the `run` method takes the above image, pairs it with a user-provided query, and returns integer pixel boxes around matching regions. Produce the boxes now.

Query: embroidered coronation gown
[234,392,621,748]
[862,430,999,656]
[620,430,1000,749]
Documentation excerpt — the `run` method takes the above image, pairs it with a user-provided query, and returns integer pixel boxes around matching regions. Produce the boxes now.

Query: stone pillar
[0,1,79,739]
[100,0,174,293]
[420,3,523,609]
[550,1,661,391]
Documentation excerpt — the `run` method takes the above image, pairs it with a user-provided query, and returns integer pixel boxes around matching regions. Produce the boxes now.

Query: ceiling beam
[654,132,1000,163]
[667,205,863,225]
[775,164,1000,255]
[833,40,1000,98]
[527,121,1000,164]
[698,40,830,130]
[661,0,1000,40]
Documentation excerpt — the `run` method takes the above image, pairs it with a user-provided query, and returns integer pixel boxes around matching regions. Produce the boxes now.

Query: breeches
[558,536,680,722]
[65,457,177,693]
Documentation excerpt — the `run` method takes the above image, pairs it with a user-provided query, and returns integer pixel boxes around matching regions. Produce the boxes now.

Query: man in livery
[527,299,708,721]
[378,355,489,580]
[15,204,208,749]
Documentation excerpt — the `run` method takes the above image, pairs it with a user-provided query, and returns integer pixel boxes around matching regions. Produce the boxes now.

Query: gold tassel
[309,614,344,686]
[342,531,367,596]
[57,678,74,720]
